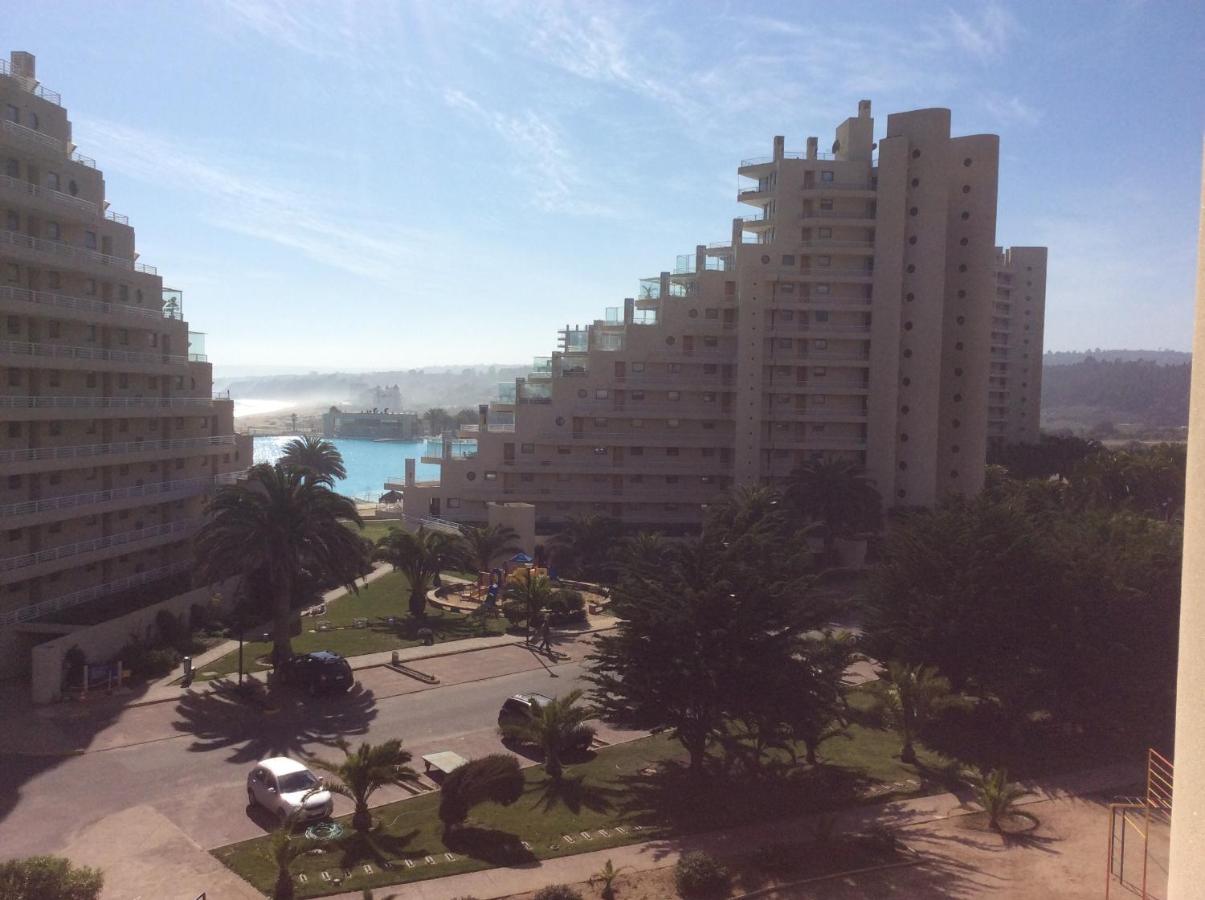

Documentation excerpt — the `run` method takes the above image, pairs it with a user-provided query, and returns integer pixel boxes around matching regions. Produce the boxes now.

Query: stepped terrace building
[0,51,250,676]
[396,101,1047,532]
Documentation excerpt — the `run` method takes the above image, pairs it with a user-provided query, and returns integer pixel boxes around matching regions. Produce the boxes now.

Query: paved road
[0,649,605,857]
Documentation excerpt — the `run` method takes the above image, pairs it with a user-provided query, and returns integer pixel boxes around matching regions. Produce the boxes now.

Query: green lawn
[195,571,507,680]
[355,519,401,546]
[215,712,953,898]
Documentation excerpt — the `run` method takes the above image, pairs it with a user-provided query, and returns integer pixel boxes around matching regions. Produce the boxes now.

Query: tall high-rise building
[396,101,1047,531]
[0,51,250,675]
[989,246,1047,449]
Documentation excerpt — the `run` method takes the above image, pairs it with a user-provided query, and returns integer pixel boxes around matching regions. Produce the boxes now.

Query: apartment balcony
[765,408,869,423]
[801,240,875,255]
[0,433,239,476]
[536,430,729,448]
[801,209,876,224]
[0,118,96,168]
[797,267,874,284]
[0,338,191,373]
[800,181,875,196]
[0,57,63,105]
[0,285,184,324]
[737,183,774,205]
[738,213,773,233]
[1,471,244,530]
[0,559,191,627]
[497,457,732,475]
[0,228,155,276]
[0,519,196,584]
[497,485,723,504]
[0,172,100,219]
[457,423,516,438]
[0,394,221,421]
[792,322,872,335]
[738,150,835,173]
[765,436,868,450]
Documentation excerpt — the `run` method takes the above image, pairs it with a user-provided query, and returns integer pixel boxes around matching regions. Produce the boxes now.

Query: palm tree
[438,753,524,832]
[505,567,552,640]
[265,795,320,900]
[590,859,631,900]
[872,661,953,764]
[499,689,594,780]
[549,513,622,582]
[374,526,457,617]
[967,767,1029,831]
[195,463,364,668]
[279,435,347,484]
[614,531,669,572]
[309,739,417,832]
[785,460,881,562]
[456,523,521,574]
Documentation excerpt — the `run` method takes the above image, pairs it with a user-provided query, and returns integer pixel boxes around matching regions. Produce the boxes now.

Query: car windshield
[277,771,319,793]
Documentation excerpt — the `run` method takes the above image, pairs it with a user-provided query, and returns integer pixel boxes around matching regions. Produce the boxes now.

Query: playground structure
[1106,748,1173,899]
[446,553,549,614]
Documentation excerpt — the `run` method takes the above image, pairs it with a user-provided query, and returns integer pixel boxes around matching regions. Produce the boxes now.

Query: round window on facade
[577,389,587,398]
[904,321,913,331]
[910,178,919,187]
[689,308,698,318]
[761,254,771,264]
[665,336,675,345]
[898,461,908,470]
[901,404,910,414]
[909,206,919,216]
[902,377,911,386]
[962,185,971,194]
[963,157,973,167]
[911,149,921,159]
[906,264,915,274]
[950,469,959,478]
[906,292,915,302]
[898,488,907,499]
[908,236,917,245]
[955,341,964,351]
[960,211,970,220]
[555,416,565,426]
[900,433,909,442]
[957,289,966,298]
[903,348,913,358]
[952,444,960,453]
[953,393,962,402]
[954,367,963,376]
[466,471,476,481]
[958,264,967,273]
[956,315,965,325]
[959,237,968,246]
[952,418,961,428]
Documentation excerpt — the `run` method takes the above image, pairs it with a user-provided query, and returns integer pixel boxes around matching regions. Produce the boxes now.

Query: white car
[246,757,333,824]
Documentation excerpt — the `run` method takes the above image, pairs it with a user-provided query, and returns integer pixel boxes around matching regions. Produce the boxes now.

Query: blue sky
[5,1,1203,370]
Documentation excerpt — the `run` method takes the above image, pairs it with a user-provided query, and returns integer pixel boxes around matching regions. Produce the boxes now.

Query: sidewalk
[322,762,1139,900]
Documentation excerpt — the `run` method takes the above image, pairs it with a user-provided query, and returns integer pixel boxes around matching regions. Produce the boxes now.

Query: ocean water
[253,436,441,501]
[234,398,297,418]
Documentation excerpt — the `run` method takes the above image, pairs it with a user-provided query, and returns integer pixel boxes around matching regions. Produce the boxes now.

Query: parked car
[497,692,594,751]
[284,650,354,694]
[246,757,333,823]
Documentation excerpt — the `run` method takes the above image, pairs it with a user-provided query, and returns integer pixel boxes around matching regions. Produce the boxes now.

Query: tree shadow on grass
[336,828,422,868]
[444,825,537,867]
[529,773,621,816]
[172,682,377,764]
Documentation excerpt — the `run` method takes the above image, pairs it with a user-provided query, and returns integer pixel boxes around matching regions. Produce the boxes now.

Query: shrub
[62,645,86,692]
[0,855,103,900]
[533,886,584,900]
[118,637,179,681]
[154,609,188,651]
[501,599,528,627]
[556,589,586,613]
[547,597,568,618]
[862,823,898,853]
[439,754,524,830]
[674,851,729,898]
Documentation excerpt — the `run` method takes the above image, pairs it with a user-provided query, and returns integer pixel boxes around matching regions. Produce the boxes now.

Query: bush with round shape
[533,886,584,900]
[674,851,729,898]
[0,855,103,900]
[501,599,528,627]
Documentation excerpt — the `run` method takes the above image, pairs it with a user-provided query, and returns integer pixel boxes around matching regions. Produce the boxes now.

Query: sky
[5,1,1204,370]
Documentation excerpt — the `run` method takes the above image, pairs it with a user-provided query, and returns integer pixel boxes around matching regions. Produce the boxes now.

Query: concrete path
[321,763,1139,900]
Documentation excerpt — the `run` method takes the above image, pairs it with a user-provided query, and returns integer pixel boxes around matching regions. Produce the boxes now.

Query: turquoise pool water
[253,436,441,501]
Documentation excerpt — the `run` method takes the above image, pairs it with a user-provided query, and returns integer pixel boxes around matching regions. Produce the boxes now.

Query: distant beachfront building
[322,406,419,441]
[394,100,1048,531]
[0,51,250,676]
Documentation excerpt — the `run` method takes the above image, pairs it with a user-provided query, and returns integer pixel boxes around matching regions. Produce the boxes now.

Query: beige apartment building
[397,101,1047,531]
[0,52,250,676]
[988,246,1047,448]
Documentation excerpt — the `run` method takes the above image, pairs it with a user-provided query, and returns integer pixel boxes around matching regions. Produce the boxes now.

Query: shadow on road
[172,682,378,764]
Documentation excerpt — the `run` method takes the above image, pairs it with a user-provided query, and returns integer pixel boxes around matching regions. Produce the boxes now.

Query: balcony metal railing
[0,395,218,411]
[0,172,98,215]
[0,519,197,574]
[801,240,875,249]
[104,211,129,225]
[0,559,192,627]
[0,433,238,465]
[0,117,96,168]
[0,58,63,105]
[0,338,192,367]
[0,471,244,520]
[739,151,838,167]
[0,285,183,321]
[803,181,874,191]
[0,228,155,274]
[802,210,875,221]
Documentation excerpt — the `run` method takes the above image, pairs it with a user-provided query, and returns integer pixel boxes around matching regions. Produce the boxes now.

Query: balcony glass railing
[424,438,478,459]
[496,382,517,403]
[638,278,660,300]
[519,382,551,402]
[188,331,207,362]
[0,285,183,321]
[1,560,192,627]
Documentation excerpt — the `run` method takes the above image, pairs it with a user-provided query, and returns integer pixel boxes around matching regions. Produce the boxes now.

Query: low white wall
[29,577,240,704]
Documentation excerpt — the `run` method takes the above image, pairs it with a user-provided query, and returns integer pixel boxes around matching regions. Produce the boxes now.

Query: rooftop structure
[0,51,251,675]
[397,100,1047,531]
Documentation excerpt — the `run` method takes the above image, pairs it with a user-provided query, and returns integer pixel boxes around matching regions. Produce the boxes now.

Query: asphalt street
[0,652,600,857]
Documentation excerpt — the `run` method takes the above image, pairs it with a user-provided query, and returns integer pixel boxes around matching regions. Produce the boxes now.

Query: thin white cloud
[945,3,1019,59]
[983,93,1042,126]
[443,89,618,217]
[78,118,428,282]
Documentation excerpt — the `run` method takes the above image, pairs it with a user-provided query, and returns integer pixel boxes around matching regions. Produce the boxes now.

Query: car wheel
[247,788,256,808]
[278,807,290,826]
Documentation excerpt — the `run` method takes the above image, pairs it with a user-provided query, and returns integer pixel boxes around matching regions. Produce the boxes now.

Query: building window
[703,336,717,347]
[118,374,129,389]
[84,231,97,250]
[593,418,608,427]
[630,446,644,456]
[821,170,834,183]
[4,105,17,123]
[818,227,832,238]
[631,390,645,401]
[666,447,680,457]
[6,316,19,335]
[594,389,608,399]
[705,307,719,319]
[520,443,534,453]
[814,339,828,350]
[704,364,717,374]
[631,418,643,428]
[86,373,97,388]
[815,284,830,295]
[631,362,645,373]
[46,271,60,289]
[6,422,18,438]
[667,391,680,401]
[7,369,19,387]
[667,419,680,428]
[47,320,60,339]
[46,222,61,240]
[703,392,716,403]
[819,199,833,210]
[48,370,61,387]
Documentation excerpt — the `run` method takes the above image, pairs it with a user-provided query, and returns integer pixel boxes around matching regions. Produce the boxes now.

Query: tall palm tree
[309,739,417,832]
[265,791,320,900]
[456,523,521,574]
[872,661,953,764]
[279,435,347,484]
[505,567,552,639]
[195,463,364,668]
[549,513,623,582]
[499,689,595,780]
[785,460,882,562]
[374,526,457,617]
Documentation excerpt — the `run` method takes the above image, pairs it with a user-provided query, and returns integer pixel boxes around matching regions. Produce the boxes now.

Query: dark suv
[498,693,594,751]
[286,651,354,695]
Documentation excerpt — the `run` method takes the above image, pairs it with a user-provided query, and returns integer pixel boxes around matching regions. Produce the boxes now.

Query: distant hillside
[216,365,528,412]
[1041,356,1190,433]
[1044,349,1191,366]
